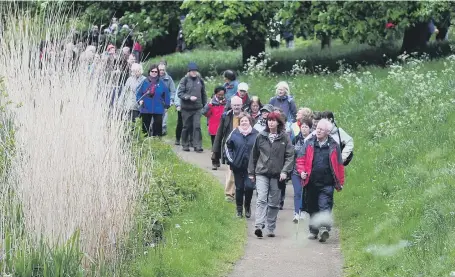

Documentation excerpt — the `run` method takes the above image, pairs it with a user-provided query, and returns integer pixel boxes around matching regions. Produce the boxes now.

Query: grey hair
[317,118,333,132]
[131,63,143,74]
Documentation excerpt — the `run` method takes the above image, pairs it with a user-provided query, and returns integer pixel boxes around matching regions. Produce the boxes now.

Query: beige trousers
[224,169,235,197]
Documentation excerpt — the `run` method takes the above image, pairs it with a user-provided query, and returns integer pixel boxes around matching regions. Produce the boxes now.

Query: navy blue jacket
[224,128,259,172]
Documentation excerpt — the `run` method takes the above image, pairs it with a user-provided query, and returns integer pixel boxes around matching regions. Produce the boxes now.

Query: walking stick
[296,184,305,240]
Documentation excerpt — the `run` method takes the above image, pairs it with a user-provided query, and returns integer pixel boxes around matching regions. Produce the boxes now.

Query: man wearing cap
[212,96,244,201]
[177,62,207,152]
[224,82,251,112]
[253,104,274,133]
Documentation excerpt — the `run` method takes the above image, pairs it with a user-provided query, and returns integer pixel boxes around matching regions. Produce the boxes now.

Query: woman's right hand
[300,171,308,180]
[249,175,255,182]
[139,100,144,106]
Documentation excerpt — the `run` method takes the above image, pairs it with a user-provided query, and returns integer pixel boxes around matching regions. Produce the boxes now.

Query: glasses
[159,69,165,71]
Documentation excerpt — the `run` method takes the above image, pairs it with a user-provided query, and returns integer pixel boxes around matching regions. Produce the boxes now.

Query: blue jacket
[224,128,259,172]
[224,80,239,100]
[269,95,297,122]
[136,78,170,115]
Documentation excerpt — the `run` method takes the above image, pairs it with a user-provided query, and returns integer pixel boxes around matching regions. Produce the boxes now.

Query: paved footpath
[171,145,343,277]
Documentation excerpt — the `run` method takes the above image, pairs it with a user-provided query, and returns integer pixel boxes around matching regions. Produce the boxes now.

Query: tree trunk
[242,36,266,65]
[401,22,430,54]
[321,33,331,49]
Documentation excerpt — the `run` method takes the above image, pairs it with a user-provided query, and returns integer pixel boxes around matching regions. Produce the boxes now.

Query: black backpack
[336,124,354,166]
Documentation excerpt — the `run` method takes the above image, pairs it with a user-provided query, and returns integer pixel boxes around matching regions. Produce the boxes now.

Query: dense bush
[147,40,454,79]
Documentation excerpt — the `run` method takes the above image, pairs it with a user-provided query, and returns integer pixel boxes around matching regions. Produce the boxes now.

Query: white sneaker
[299,212,306,220]
[292,214,299,223]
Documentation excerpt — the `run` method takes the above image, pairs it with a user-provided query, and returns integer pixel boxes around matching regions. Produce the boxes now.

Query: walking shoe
[254,228,263,238]
[182,147,190,152]
[244,206,251,218]
[225,196,234,202]
[194,148,203,153]
[267,230,275,237]
[279,201,284,210]
[212,164,218,170]
[174,140,180,145]
[319,227,330,242]
[293,213,299,223]
[308,233,318,240]
[236,211,243,218]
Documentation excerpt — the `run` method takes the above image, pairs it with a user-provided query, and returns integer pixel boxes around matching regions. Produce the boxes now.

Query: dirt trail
[171,145,343,277]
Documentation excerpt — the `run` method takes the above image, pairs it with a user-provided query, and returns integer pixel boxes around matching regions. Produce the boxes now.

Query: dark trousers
[130,110,140,122]
[306,184,334,235]
[233,170,254,212]
[176,110,193,144]
[141,113,163,137]
[176,111,183,141]
[210,135,216,146]
[181,109,202,149]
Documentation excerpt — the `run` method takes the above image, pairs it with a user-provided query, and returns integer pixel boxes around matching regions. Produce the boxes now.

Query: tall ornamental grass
[0,5,147,274]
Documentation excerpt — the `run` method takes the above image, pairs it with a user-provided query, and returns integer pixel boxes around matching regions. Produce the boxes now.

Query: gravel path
[171,145,343,277]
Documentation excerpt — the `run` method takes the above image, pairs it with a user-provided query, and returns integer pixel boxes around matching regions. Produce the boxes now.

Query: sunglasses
[150,70,158,73]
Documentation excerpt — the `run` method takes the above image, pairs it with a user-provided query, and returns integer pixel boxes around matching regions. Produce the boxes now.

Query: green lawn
[126,140,246,277]
[164,55,455,276]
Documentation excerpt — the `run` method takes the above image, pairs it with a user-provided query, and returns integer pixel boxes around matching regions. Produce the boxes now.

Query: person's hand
[176,106,181,111]
[249,175,255,183]
[139,100,144,106]
[300,171,308,180]
[279,173,287,182]
[190,96,197,101]
[435,28,440,34]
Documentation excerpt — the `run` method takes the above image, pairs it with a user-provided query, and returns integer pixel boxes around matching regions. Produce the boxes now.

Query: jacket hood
[259,130,286,139]
[330,125,339,136]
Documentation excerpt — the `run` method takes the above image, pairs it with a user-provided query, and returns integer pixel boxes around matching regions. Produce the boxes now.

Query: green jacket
[248,131,294,178]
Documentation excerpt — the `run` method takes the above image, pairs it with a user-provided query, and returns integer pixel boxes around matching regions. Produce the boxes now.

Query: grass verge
[127,139,246,277]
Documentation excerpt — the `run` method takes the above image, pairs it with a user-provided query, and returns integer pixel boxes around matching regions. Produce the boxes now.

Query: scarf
[147,76,158,97]
[239,125,252,136]
[250,111,259,119]
[268,132,279,143]
[236,92,249,104]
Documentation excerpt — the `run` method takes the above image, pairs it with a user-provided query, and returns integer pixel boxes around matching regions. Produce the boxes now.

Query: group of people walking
[121,60,354,243]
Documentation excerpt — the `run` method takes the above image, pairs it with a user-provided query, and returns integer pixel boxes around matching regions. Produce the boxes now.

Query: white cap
[238,82,249,92]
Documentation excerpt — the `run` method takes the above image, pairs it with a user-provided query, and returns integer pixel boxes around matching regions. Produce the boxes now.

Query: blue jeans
[291,174,303,214]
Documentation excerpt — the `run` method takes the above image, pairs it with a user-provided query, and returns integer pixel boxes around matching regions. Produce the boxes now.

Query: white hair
[317,118,333,132]
[122,47,130,54]
[275,81,290,95]
[131,63,143,73]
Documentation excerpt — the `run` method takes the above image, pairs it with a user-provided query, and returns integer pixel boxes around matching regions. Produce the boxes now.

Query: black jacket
[212,110,235,164]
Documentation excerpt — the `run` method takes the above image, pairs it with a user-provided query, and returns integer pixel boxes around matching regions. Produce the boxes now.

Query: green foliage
[284,1,455,46]
[182,0,282,49]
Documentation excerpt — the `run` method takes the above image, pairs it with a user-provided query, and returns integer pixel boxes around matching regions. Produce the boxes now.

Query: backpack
[336,124,354,166]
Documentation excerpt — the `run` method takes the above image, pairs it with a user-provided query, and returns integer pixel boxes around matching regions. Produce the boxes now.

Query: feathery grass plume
[0,2,147,272]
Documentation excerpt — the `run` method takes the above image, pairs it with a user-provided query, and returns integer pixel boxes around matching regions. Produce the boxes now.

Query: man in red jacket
[295,119,345,242]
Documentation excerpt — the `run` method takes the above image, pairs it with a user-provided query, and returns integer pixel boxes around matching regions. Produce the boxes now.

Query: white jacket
[304,126,354,162]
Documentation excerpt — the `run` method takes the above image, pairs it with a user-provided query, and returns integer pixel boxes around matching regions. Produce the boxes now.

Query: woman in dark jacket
[136,64,171,136]
[248,111,294,238]
[225,113,259,218]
